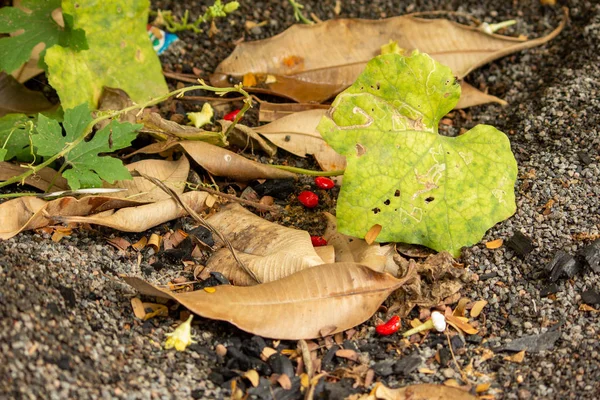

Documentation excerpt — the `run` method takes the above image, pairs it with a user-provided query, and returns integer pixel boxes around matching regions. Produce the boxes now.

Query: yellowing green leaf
[45,0,167,109]
[318,52,517,256]
[32,103,141,189]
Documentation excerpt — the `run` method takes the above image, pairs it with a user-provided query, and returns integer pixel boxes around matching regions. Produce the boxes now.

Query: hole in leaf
[394,189,400,197]
[384,199,390,205]
[425,197,434,203]
[355,143,366,157]
[372,207,381,214]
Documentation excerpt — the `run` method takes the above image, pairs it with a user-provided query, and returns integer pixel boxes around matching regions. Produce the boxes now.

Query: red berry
[375,315,401,336]
[223,109,241,121]
[310,236,328,247]
[314,176,335,190]
[298,191,319,208]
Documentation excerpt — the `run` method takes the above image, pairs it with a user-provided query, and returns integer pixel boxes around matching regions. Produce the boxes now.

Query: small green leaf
[32,103,141,190]
[45,0,168,109]
[318,52,517,257]
[0,0,87,74]
[0,113,34,162]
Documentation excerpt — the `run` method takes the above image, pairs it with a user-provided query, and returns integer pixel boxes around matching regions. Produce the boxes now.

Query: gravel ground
[1,0,600,399]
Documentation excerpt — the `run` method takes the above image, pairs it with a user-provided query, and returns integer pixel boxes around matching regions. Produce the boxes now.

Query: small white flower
[431,311,447,332]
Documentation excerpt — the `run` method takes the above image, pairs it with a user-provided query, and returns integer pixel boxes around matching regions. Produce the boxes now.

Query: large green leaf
[0,114,34,162]
[45,0,167,109]
[318,52,517,257]
[32,103,141,189]
[0,0,87,74]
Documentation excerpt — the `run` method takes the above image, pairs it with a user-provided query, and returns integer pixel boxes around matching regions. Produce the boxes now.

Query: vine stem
[0,81,250,192]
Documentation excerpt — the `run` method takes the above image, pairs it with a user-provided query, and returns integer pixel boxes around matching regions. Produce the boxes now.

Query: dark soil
[2,0,600,399]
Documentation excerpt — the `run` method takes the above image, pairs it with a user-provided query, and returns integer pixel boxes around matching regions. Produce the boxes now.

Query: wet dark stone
[191,389,204,399]
[466,335,483,345]
[577,151,593,166]
[579,239,600,273]
[372,360,395,377]
[497,330,561,353]
[394,352,421,375]
[253,179,295,200]
[480,271,498,280]
[540,283,560,297]
[267,353,295,378]
[56,355,72,371]
[506,231,534,257]
[546,251,581,281]
[451,334,465,350]
[47,302,61,315]
[321,344,340,371]
[210,271,231,285]
[581,289,600,305]
[319,378,359,399]
[438,347,451,367]
[58,285,76,308]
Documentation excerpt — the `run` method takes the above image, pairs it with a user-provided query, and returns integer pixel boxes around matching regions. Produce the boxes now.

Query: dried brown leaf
[485,238,504,249]
[0,72,55,117]
[124,262,414,340]
[254,109,346,171]
[0,196,141,240]
[258,101,330,122]
[205,203,324,285]
[374,383,478,400]
[128,140,296,180]
[470,300,488,317]
[0,162,68,192]
[212,13,566,103]
[455,82,508,109]
[56,191,210,232]
[218,120,277,156]
[103,157,189,202]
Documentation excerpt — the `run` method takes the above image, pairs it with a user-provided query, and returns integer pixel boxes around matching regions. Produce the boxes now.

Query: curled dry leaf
[104,157,189,202]
[211,12,566,103]
[254,109,346,171]
[56,191,210,232]
[123,262,414,340]
[205,203,324,285]
[373,383,478,400]
[323,212,398,276]
[0,196,141,240]
[128,140,296,181]
[455,81,507,109]
[0,162,68,192]
[258,100,330,122]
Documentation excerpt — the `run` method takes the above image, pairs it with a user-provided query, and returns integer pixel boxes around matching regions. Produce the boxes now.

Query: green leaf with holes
[44,0,167,109]
[317,52,517,257]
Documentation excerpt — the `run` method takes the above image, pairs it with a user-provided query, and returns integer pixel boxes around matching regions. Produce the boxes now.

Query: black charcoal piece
[372,360,395,377]
[438,348,451,367]
[393,352,421,375]
[497,330,560,353]
[271,376,302,400]
[506,231,534,257]
[579,239,600,273]
[253,179,295,200]
[581,289,600,305]
[321,344,340,371]
[547,251,581,281]
[267,353,295,378]
[247,377,272,400]
[189,226,214,247]
[540,283,560,297]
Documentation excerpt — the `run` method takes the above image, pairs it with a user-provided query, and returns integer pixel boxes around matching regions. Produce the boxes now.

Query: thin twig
[186,182,281,212]
[135,171,260,284]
